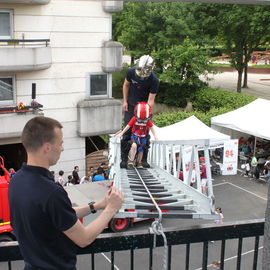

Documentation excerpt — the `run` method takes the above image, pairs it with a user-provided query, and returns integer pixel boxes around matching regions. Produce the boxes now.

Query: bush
[153,111,193,127]
[112,65,129,99]
[156,79,206,108]
[192,87,256,112]
[153,106,236,127]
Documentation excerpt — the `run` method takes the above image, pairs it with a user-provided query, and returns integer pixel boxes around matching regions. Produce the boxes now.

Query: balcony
[77,98,122,136]
[0,0,50,3]
[0,219,265,269]
[0,103,43,139]
[0,39,51,72]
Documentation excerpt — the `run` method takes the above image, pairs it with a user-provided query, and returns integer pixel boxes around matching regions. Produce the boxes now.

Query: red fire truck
[0,156,15,241]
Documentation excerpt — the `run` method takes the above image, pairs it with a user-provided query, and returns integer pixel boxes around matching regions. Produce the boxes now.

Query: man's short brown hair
[22,116,63,152]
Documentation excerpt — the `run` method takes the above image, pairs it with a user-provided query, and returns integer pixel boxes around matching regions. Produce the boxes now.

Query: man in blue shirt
[92,167,106,182]
[9,116,124,270]
[121,55,159,168]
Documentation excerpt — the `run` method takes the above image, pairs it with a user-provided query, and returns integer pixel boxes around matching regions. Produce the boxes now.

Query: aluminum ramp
[109,137,218,220]
[113,166,217,220]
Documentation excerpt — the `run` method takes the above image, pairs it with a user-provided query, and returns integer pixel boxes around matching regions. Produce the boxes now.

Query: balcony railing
[0,219,264,270]
[0,0,50,4]
[0,39,50,48]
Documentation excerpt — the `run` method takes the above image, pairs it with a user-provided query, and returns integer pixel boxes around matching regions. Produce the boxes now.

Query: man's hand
[105,187,124,214]
[122,101,128,112]
[64,186,124,248]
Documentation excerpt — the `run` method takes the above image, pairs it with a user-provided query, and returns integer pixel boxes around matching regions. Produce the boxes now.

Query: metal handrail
[0,39,50,47]
[0,219,264,261]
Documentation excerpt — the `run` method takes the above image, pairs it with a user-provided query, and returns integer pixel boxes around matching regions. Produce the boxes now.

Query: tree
[188,3,270,92]
[113,2,270,94]
[113,2,212,106]
[113,2,189,65]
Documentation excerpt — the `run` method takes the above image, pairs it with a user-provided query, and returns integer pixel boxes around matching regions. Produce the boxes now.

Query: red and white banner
[222,139,239,175]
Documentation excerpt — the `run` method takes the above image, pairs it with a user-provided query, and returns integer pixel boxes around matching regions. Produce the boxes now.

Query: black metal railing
[0,39,50,47]
[0,219,264,270]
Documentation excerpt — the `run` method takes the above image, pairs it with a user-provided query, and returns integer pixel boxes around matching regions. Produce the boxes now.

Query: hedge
[153,106,233,127]
[192,87,256,112]
[152,85,256,127]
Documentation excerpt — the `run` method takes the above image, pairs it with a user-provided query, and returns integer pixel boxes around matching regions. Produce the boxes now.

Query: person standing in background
[72,166,80,184]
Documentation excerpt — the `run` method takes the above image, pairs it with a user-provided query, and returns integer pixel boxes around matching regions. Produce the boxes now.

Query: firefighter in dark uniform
[121,55,159,168]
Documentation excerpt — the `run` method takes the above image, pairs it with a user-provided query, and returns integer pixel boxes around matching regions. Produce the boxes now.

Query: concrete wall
[0,47,52,72]
[0,0,114,176]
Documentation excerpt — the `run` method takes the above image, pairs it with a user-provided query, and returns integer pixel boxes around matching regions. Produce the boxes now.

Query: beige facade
[0,0,123,175]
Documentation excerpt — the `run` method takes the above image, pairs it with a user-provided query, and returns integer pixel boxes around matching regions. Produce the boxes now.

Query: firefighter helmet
[135,55,154,79]
[134,102,152,123]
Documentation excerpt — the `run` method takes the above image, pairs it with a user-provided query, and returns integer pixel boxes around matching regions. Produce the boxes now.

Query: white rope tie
[134,167,168,270]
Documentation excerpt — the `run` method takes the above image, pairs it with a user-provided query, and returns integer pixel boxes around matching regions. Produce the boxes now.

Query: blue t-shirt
[126,67,159,106]
[8,164,78,270]
[92,174,106,182]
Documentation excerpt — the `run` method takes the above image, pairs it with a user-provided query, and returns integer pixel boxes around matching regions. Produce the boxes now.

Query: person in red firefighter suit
[116,102,158,168]
[121,55,159,168]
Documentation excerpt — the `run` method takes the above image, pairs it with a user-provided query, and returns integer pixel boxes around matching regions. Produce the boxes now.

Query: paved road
[202,71,270,100]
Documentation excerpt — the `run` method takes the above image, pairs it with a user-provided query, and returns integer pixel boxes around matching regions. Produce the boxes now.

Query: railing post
[172,145,177,178]
[220,239,226,270]
[194,145,202,193]
[162,144,166,170]
[204,144,214,198]
[166,145,170,173]
[202,241,208,270]
[186,146,195,186]
[185,243,190,270]
[236,237,243,270]
[253,236,259,270]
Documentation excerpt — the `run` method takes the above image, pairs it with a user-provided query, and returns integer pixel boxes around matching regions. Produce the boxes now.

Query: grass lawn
[211,63,270,68]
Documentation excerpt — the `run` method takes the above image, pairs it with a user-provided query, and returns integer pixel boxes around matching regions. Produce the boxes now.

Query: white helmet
[135,55,154,79]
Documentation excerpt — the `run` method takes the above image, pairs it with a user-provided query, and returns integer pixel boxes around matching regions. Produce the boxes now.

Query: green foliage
[112,65,129,99]
[192,88,256,112]
[153,106,235,128]
[113,3,214,100]
[154,39,212,84]
[113,2,190,61]
[188,4,270,92]
[153,86,255,127]
[156,79,206,108]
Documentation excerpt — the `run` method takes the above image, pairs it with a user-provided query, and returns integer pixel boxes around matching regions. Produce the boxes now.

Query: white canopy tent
[149,115,230,185]
[152,115,230,148]
[211,98,270,141]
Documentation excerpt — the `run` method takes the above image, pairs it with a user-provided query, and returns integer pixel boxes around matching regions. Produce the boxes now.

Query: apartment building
[0,0,123,175]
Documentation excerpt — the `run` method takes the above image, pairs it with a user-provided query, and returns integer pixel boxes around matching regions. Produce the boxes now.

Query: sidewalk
[203,71,270,100]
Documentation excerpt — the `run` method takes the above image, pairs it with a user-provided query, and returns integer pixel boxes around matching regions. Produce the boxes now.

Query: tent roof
[211,98,270,140]
[153,115,230,146]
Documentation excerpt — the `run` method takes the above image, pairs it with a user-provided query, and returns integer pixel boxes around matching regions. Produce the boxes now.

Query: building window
[86,73,109,98]
[0,76,15,105]
[0,9,13,39]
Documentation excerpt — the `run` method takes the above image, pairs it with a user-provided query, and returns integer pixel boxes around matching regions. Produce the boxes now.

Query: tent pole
[254,137,257,155]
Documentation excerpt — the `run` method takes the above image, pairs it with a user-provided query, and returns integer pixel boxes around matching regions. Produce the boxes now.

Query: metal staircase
[109,137,217,220]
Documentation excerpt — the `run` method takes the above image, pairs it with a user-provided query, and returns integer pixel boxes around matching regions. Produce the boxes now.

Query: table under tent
[211,98,270,163]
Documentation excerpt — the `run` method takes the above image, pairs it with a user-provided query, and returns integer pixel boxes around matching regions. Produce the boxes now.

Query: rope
[134,167,168,270]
